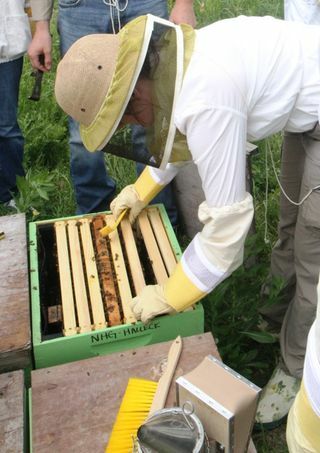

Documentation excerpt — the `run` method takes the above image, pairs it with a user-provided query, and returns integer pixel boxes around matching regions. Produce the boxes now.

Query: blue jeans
[58,0,178,224]
[0,57,24,203]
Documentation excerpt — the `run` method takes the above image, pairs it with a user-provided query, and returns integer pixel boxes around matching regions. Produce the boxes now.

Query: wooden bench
[31,332,257,452]
[31,333,218,452]
[0,370,25,453]
[0,214,31,372]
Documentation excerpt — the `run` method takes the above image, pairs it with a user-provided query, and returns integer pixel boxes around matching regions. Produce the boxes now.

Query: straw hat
[55,16,148,152]
[55,34,119,127]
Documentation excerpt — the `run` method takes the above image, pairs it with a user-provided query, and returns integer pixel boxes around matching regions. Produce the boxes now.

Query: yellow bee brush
[100,209,128,237]
[106,336,183,452]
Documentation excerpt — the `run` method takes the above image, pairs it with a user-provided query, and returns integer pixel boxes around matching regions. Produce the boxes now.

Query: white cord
[263,138,320,244]
[268,140,320,206]
[264,141,269,244]
[104,0,129,33]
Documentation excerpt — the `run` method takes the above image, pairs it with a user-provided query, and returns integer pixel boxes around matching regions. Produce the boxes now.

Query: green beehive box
[29,205,204,369]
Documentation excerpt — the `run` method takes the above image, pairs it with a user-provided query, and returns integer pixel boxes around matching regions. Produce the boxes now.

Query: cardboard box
[176,355,261,453]
[29,205,204,368]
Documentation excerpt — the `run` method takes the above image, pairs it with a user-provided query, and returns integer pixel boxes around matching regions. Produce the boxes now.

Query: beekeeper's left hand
[130,285,176,323]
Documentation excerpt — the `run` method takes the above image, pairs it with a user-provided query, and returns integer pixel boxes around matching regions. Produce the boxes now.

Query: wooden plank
[31,333,218,453]
[0,370,24,453]
[120,217,146,295]
[91,215,121,326]
[54,221,77,336]
[79,218,106,331]
[138,210,168,284]
[147,207,177,275]
[0,214,31,372]
[105,214,136,324]
[67,220,91,333]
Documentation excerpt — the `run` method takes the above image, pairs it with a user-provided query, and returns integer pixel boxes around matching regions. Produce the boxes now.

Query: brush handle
[149,336,183,415]
[100,209,127,237]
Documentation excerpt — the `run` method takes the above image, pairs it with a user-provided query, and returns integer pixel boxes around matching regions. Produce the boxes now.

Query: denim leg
[0,57,24,203]
[120,0,168,22]
[68,118,116,214]
[58,0,117,214]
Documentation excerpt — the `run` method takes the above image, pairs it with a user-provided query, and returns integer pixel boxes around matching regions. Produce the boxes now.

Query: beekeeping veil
[55,14,195,169]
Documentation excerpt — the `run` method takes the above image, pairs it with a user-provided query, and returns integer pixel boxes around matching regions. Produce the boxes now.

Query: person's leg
[0,57,24,203]
[68,118,116,214]
[121,0,179,227]
[261,132,305,327]
[257,128,320,428]
[121,0,168,23]
[58,0,116,214]
[280,130,320,378]
[256,132,305,428]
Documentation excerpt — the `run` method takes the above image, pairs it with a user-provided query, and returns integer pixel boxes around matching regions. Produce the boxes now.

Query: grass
[1,1,289,451]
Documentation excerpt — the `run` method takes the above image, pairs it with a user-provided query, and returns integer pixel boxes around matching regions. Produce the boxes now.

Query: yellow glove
[130,285,176,323]
[164,261,206,311]
[110,167,163,223]
[110,185,145,223]
[130,262,206,323]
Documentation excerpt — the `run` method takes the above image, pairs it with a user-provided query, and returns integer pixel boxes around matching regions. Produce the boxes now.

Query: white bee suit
[54,14,320,319]
[145,16,320,306]
[285,0,320,24]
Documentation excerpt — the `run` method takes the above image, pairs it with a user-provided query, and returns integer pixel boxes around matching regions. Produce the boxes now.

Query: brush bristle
[105,378,158,453]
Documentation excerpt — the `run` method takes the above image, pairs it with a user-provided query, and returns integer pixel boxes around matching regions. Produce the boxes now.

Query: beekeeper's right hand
[110,185,146,224]
[111,167,164,223]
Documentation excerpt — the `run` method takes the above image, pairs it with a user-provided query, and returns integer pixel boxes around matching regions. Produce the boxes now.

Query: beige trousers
[262,127,320,379]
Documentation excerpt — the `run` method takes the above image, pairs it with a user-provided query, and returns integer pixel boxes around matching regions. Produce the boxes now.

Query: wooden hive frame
[54,206,178,336]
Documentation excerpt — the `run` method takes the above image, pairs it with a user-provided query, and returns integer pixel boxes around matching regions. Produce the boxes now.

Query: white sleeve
[174,103,253,292]
[182,105,248,206]
[148,162,188,186]
[284,0,320,24]
[181,194,254,292]
[30,0,54,21]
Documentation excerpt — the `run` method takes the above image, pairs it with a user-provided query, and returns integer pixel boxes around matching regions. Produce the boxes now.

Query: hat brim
[80,15,150,152]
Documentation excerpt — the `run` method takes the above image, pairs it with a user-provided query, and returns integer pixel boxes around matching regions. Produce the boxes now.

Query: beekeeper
[55,14,320,430]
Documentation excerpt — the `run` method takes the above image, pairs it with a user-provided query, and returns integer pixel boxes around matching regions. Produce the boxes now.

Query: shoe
[257,318,280,339]
[3,199,17,210]
[255,363,301,430]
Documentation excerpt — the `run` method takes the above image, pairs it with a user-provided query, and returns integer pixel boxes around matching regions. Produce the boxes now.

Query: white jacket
[285,0,320,24]
[0,0,31,63]
[148,16,320,295]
